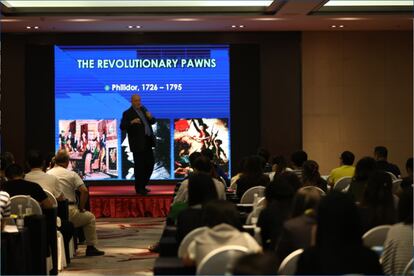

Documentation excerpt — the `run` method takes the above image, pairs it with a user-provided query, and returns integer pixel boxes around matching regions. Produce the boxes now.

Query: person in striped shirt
[0,190,11,230]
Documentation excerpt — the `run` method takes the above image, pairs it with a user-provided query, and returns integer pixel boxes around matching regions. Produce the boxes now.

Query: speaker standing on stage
[120,94,156,195]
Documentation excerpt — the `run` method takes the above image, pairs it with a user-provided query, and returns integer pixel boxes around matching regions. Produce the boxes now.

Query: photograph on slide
[58,119,118,180]
[121,119,171,180]
[174,118,229,178]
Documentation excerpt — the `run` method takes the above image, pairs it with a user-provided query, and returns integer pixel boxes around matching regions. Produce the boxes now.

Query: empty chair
[10,195,42,215]
[403,259,414,276]
[196,245,248,275]
[240,186,265,204]
[177,226,208,258]
[333,177,352,192]
[278,248,304,275]
[362,225,392,248]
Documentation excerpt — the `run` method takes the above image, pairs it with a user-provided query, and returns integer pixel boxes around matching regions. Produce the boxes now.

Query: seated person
[25,149,65,201]
[276,186,322,261]
[302,160,327,193]
[327,151,356,187]
[2,164,53,209]
[173,156,225,204]
[176,173,218,243]
[0,190,11,230]
[288,150,308,181]
[184,200,261,266]
[257,174,295,250]
[347,157,377,203]
[374,146,401,178]
[47,150,104,256]
[400,157,413,193]
[382,186,413,275]
[235,155,270,200]
[295,192,383,275]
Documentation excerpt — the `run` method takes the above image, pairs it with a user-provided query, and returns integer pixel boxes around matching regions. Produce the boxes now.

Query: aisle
[61,218,165,275]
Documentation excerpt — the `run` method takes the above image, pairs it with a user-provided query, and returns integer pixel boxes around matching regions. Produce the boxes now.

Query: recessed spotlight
[34,26,39,29]
[331,25,337,28]
[128,25,133,29]
[136,25,141,29]
[239,25,245,28]
[339,25,344,28]
[26,26,31,29]
[231,25,237,28]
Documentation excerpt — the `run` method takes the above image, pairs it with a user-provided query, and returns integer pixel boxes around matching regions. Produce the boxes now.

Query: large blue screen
[55,45,230,181]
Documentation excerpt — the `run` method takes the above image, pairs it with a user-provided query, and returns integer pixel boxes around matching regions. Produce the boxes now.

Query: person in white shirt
[25,150,64,201]
[48,149,104,256]
[173,156,226,204]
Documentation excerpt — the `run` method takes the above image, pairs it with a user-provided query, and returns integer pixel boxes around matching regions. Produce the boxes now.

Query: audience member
[302,160,327,192]
[374,146,401,178]
[295,192,383,275]
[47,150,104,256]
[257,148,272,173]
[230,157,247,190]
[44,152,56,171]
[289,150,308,181]
[201,148,228,184]
[185,200,261,266]
[327,151,355,187]
[173,156,225,204]
[0,190,11,230]
[257,174,295,250]
[232,252,278,275]
[276,186,322,261]
[382,186,413,275]
[400,157,413,192]
[235,155,270,199]
[358,170,396,233]
[268,155,288,182]
[0,152,15,183]
[25,150,65,200]
[2,164,53,209]
[347,157,377,203]
[176,173,218,242]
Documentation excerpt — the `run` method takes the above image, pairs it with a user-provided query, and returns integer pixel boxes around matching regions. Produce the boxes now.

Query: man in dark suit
[120,94,156,195]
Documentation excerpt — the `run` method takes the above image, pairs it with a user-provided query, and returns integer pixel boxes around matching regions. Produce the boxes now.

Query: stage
[89,185,175,218]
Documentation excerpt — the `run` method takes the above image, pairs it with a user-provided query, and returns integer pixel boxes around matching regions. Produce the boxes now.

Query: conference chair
[385,171,398,181]
[177,226,208,258]
[392,179,403,194]
[403,258,413,276]
[333,176,352,192]
[240,186,265,204]
[10,195,42,215]
[298,186,326,196]
[196,245,249,275]
[278,248,304,275]
[245,198,265,225]
[44,190,68,271]
[362,225,391,248]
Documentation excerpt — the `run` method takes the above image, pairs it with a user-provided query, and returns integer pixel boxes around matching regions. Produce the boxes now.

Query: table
[1,227,31,275]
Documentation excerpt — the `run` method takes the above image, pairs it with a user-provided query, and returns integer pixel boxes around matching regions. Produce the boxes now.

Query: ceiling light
[135,25,141,28]
[239,25,245,28]
[0,18,20,22]
[333,17,365,21]
[34,26,39,29]
[252,17,281,21]
[1,1,274,8]
[26,26,31,29]
[339,25,344,28]
[172,18,200,22]
[65,18,100,22]
[324,0,412,7]
[331,25,337,28]
[231,25,237,28]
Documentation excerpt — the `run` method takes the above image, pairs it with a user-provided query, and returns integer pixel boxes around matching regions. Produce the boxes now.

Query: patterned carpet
[61,218,165,275]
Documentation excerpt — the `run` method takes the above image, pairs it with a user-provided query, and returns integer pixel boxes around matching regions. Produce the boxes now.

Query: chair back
[403,258,414,276]
[44,190,58,208]
[299,186,326,196]
[392,179,403,194]
[196,245,249,275]
[386,171,398,181]
[278,248,304,275]
[362,225,392,247]
[333,176,352,192]
[240,186,265,204]
[10,195,43,215]
[246,205,264,225]
[177,226,208,258]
